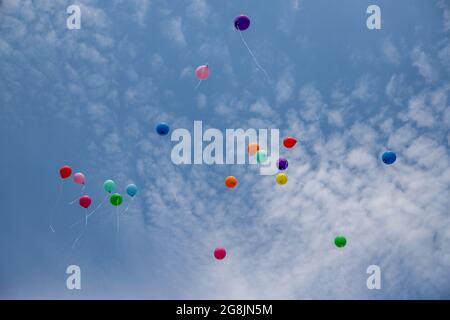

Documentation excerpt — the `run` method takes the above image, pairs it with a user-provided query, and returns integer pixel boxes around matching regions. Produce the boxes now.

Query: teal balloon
[256,150,268,164]
[126,184,138,197]
[103,179,116,193]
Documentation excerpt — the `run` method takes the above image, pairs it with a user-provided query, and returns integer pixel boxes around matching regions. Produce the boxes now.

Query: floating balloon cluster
[52,165,138,247]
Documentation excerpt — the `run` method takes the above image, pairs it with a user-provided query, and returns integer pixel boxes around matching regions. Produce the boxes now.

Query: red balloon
[283,136,297,149]
[79,195,92,209]
[214,247,227,260]
[59,165,72,179]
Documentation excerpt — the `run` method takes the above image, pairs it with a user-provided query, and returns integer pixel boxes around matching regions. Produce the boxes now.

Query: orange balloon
[248,143,260,156]
[225,176,238,188]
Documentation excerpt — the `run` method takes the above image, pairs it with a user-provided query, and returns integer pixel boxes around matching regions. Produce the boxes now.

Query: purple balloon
[234,15,250,31]
[277,158,288,170]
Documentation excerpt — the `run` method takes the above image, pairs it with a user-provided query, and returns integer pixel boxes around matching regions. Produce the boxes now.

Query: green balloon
[104,179,116,193]
[334,235,347,248]
[110,193,123,206]
[256,150,268,164]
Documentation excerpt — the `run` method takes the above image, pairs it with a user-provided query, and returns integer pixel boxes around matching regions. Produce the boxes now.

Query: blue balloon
[382,151,396,165]
[126,184,138,197]
[156,122,170,136]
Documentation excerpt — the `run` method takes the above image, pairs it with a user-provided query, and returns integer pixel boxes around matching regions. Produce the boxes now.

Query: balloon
[334,235,347,248]
[79,195,92,209]
[234,15,250,31]
[156,122,170,136]
[256,150,268,164]
[382,151,396,165]
[276,173,288,185]
[59,165,72,179]
[110,193,123,206]
[73,172,86,185]
[283,136,297,149]
[248,143,260,156]
[195,65,209,80]
[103,179,116,193]
[225,176,237,188]
[214,247,227,260]
[277,158,289,170]
[126,184,138,197]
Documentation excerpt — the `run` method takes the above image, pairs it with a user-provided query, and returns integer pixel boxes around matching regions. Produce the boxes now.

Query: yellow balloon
[276,173,288,185]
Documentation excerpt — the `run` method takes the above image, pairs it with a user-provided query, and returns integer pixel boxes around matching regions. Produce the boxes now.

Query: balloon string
[86,194,108,224]
[72,209,88,249]
[194,79,202,90]
[71,194,108,228]
[239,31,271,83]
[339,249,345,297]
[71,198,107,249]
[49,180,63,232]
[116,205,120,251]
[69,185,87,204]
[120,197,134,216]
[72,227,85,249]
[117,205,120,234]
[69,184,86,204]
[120,204,130,216]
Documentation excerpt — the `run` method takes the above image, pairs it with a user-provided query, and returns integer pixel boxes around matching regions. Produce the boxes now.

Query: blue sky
[0,0,449,299]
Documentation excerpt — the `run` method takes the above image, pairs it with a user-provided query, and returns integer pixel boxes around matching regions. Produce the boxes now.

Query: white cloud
[92,33,114,49]
[133,0,151,26]
[327,110,344,127]
[385,74,412,106]
[298,84,327,121]
[346,148,376,169]
[79,3,110,30]
[387,124,417,150]
[411,47,438,83]
[352,76,375,102]
[163,17,187,47]
[249,98,276,118]
[78,43,108,64]
[443,107,450,127]
[196,93,207,109]
[407,94,435,128]
[276,68,295,104]
[438,0,450,32]
[186,0,209,22]
[180,66,192,78]
[382,39,401,65]
[151,53,163,68]
[438,43,450,72]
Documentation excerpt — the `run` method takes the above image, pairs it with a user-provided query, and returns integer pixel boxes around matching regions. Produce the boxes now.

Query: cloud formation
[0,0,449,300]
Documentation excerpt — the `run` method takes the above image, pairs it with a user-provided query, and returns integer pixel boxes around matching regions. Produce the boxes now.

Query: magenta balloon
[73,172,86,185]
[195,65,209,80]
[214,247,227,260]
[79,195,92,209]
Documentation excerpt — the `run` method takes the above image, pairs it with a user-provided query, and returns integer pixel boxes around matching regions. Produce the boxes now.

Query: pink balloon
[195,65,209,80]
[73,172,86,185]
[214,247,226,260]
